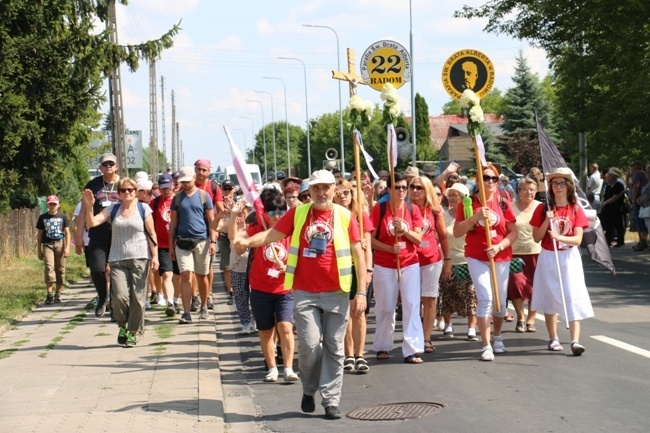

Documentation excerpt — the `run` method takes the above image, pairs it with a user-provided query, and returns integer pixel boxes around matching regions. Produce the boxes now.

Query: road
[216,253,650,433]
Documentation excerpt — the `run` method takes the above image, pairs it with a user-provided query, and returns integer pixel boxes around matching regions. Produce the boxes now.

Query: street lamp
[263,77,291,177]
[239,116,256,165]
[409,0,417,166]
[254,90,278,181]
[278,56,312,175]
[303,24,345,173]
[247,100,267,178]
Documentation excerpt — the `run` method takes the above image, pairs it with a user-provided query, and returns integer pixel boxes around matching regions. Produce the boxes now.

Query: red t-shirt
[530,203,588,251]
[371,202,423,269]
[456,195,516,262]
[150,195,173,249]
[356,211,374,234]
[416,205,442,266]
[273,205,361,293]
[246,224,290,294]
[196,180,223,205]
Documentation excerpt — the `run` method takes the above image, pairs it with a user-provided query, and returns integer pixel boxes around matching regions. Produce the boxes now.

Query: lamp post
[263,77,291,177]
[409,0,417,166]
[254,90,277,181]
[278,56,312,175]
[303,24,345,173]
[247,100,267,178]
[239,116,256,165]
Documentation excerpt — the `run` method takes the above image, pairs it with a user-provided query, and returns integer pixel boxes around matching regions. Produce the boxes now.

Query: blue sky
[113,0,548,171]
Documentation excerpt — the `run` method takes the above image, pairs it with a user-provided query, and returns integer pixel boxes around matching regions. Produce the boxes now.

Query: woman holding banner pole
[454,164,518,361]
[530,168,594,356]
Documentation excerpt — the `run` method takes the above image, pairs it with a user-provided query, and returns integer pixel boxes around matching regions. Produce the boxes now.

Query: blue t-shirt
[36,212,70,242]
[171,190,214,239]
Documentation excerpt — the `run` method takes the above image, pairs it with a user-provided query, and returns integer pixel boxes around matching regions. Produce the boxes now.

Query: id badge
[490,229,497,239]
[420,241,430,248]
[302,248,317,258]
[267,268,280,278]
[101,201,112,208]
[399,241,406,249]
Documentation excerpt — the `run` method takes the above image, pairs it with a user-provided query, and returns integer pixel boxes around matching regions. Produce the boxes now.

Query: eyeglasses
[119,188,135,193]
[336,190,351,196]
[393,185,408,191]
[551,181,567,188]
[267,210,286,217]
[482,175,499,183]
[101,162,116,167]
[409,185,423,191]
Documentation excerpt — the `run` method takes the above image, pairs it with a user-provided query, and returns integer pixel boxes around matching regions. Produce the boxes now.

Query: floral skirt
[438,266,477,317]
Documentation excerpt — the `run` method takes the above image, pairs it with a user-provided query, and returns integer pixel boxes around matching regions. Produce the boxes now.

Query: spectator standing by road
[586,163,603,209]
[600,170,627,247]
[37,195,70,304]
[629,161,649,251]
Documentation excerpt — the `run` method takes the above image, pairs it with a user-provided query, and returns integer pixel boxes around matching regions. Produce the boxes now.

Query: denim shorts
[250,289,294,331]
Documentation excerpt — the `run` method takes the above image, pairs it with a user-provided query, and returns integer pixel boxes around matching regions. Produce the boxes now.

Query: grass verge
[0,254,88,331]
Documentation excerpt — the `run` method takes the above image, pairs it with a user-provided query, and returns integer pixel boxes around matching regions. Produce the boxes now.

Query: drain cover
[346,402,445,421]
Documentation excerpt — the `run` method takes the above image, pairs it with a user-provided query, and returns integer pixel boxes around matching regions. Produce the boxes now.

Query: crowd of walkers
[39,152,650,420]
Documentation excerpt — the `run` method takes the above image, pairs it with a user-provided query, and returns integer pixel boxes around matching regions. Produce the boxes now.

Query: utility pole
[171,90,176,170]
[107,1,128,177]
[149,60,158,177]
[161,76,167,171]
[176,123,182,166]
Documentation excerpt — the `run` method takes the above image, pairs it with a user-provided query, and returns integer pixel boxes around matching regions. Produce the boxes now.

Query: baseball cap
[134,171,149,182]
[46,195,60,204]
[445,183,470,198]
[158,173,173,188]
[222,179,235,189]
[178,166,195,182]
[136,179,153,191]
[98,153,117,164]
[308,170,336,186]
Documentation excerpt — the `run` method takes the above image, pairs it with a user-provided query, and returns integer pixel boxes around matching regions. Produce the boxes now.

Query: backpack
[374,201,413,239]
[110,202,157,246]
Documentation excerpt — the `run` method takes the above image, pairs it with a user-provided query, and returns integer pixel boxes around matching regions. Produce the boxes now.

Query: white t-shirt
[73,202,90,246]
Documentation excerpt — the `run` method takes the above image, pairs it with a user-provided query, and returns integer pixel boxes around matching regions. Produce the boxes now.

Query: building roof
[408,114,504,149]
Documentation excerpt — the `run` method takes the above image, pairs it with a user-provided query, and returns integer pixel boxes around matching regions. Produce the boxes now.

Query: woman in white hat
[530,167,594,355]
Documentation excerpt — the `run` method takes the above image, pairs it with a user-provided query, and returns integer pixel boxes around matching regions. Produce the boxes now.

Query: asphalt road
[216,253,650,433]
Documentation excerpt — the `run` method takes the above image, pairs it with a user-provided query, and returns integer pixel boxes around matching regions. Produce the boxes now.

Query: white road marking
[591,335,650,359]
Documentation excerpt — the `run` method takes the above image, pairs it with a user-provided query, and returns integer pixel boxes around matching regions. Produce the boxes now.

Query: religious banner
[441,49,495,100]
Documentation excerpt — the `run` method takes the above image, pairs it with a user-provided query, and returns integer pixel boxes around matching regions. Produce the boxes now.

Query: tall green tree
[0,0,179,208]
[251,122,306,178]
[412,93,439,163]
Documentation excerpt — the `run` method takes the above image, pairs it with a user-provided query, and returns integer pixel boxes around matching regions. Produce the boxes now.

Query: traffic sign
[360,40,412,91]
[441,49,495,100]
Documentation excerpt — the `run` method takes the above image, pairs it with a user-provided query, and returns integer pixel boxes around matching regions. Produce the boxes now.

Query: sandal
[424,341,435,353]
[343,357,356,372]
[548,338,563,352]
[526,323,537,332]
[504,312,515,322]
[355,357,369,374]
[404,355,423,364]
[376,351,390,360]
[515,321,526,333]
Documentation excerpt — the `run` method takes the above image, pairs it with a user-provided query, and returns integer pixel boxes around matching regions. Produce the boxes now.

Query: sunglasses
[336,190,351,196]
[393,185,408,191]
[551,181,567,188]
[299,193,311,200]
[101,162,116,167]
[482,175,499,183]
[267,210,286,217]
[409,185,423,191]
[119,188,135,193]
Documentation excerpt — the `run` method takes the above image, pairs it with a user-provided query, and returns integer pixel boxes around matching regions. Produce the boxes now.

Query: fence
[0,208,39,263]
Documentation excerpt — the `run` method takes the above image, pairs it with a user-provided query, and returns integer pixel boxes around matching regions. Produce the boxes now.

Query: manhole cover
[346,402,445,421]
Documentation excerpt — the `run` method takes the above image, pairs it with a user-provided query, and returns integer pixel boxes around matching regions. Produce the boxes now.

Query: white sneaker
[264,368,278,382]
[283,369,299,382]
[443,324,454,337]
[467,328,478,341]
[157,294,166,306]
[437,320,446,331]
[242,323,251,334]
[481,346,494,361]
[144,300,151,310]
[493,337,506,354]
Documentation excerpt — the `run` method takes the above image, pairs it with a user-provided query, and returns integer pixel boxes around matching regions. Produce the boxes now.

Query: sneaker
[190,296,200,312]
[227,292,234,305]
[165,303,176,317]
[178,312,192,324]
[241,323,252,334]
[144,300,151,310]
[264,368,279,382]
[481,346,494,361]
[45,293,54,305]
[437,320,446,331]
[54,292,62,303]
[571,341,585,356]
[443,324,454,337]
[117,326,128,345]
[324,406,342,420]
[548,338,563,351]
[125,331,136,348]
[206,296,214,310]
[492,337,506,354]
[199,307,209,320]
[301,394,316,413]
[95,297,108,317]
[467,328,478,341]
[156,294,167,307]
[283,369,299,382]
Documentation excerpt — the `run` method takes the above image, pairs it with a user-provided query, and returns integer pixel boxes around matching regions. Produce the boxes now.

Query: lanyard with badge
[303,207,333,258]
[101,178,118,208]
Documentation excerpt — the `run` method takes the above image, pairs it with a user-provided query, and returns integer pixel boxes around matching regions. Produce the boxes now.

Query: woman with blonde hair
[408,175,450,353]
[334,178,373,373]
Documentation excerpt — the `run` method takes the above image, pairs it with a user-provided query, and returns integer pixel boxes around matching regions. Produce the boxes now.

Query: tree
[442,89,505,115]
[0,1,180,208]
[412,93,440,163]
[251,121,306,178]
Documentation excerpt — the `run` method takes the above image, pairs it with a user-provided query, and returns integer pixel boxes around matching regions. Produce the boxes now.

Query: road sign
[441,49,495,100]
[88,130,142,169]
[360,40,412,91]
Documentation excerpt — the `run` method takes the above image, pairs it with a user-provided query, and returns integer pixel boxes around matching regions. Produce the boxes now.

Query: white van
[225,164,262,189]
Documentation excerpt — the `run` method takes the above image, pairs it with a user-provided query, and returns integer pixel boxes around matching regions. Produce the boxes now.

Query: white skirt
[531,247,594,321]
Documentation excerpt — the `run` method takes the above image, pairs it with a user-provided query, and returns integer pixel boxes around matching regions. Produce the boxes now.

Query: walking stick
[472,137,500,312]
[353,130,364,234]
[388,130,401,282]
[544,181,570,329]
